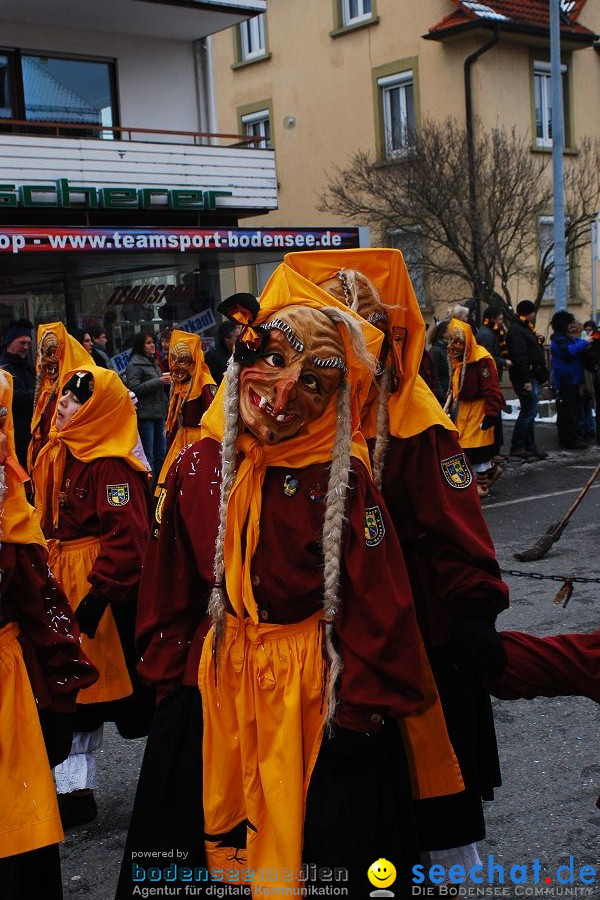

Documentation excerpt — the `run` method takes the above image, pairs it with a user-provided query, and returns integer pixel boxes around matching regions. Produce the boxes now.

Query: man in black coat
[0,318,35,467]
[505,300,548,460]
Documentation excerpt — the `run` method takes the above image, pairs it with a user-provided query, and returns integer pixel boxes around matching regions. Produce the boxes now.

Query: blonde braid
[372,366,391,489]
[321,379,352,725]
[208,357,241,656]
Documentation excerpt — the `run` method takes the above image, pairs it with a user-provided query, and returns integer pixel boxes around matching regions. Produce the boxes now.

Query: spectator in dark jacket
[427,320,450,404]
[205,320,242,385]
[0,318,35,467]
[89,325,116,370]
[550,310,592,450]
[125,333,170,478]
[477,307,510,379]
[505,300,548,460]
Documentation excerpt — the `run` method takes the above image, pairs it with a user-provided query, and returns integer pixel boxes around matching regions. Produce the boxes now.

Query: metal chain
[501,568,600,585]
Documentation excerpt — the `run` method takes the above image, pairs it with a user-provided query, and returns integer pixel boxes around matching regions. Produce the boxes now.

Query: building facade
[0,0,284,359]
[212,0,600,325]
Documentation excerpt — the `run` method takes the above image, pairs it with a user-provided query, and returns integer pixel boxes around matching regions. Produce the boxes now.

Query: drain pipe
[464,28,500,318]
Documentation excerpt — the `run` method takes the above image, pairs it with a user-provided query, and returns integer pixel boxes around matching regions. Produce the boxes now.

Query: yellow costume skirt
[0,622,64,857]
[199,612,327,895]
[48,536,132,704]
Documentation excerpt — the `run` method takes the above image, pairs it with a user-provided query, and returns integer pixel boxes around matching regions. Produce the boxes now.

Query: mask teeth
[258,396,268,409]
[276,414,286,423]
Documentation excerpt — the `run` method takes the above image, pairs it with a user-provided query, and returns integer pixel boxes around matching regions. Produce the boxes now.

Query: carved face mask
[169,341,194,383]
[238,305,346,445]
[447,326,466,360]
[319,270,388,332]
[39,332,61,380]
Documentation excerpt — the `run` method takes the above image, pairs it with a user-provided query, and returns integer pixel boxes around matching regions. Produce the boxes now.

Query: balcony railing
[0,119,265,148]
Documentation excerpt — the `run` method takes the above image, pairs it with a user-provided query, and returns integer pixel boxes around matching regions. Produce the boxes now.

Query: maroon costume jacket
[2,543,98,713]
[376,425,509,648]
[44,454,152,607]
[137,437,425,729]
[165,385,215,452]
[457,359,504,419]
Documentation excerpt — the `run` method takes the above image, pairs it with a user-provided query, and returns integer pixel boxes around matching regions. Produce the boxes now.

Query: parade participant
[285,248,509,879]
[488,629,600,807]
[445,317,504,497]
[119,264,452,898]
[0,318,35,468]
[156,329,215,490]
[27,322,91,472]
[32,366,153,827]
[0,370,97,899]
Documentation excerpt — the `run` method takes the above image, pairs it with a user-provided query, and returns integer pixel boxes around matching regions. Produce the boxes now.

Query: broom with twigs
[513,461,600,562]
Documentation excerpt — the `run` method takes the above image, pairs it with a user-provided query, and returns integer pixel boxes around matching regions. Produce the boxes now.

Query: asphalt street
[60,424,600,900]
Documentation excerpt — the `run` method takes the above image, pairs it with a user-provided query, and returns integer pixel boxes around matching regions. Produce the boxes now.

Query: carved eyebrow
[262,319,305,352]
[311,355,347,376]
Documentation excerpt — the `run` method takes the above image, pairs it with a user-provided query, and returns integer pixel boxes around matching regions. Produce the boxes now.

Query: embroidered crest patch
[155,487,167,523]
[441,453,472,489]
[482,365,490,378]
[364,505,385,547]
[106,483,130,507]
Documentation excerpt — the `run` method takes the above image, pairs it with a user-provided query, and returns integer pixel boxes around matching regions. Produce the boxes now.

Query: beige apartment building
[212,0,600,327]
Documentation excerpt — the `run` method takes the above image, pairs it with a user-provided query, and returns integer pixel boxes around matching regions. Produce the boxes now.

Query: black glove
[450,614,507,678]
[75,593,109,638]
[39,709,75,768]
[480,414,496,431]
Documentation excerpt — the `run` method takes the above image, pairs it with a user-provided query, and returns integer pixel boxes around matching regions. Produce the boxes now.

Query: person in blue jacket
[550,310,592,450]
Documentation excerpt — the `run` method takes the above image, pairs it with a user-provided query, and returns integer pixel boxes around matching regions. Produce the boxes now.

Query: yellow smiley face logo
[368,858,397,889]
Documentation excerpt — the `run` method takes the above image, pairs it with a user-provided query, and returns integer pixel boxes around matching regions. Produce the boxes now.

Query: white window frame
[240,14,266,61]
[342,0,372,26]
[378,71,415,159]
[241,108,271,150]
[533,60,567,149]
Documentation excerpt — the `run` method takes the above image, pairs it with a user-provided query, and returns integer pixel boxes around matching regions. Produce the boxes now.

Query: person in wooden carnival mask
[445,317,504,497]
[27,322,90,472]
[285,248,510,884]
[155,330,215,492]
[119,263,442,897]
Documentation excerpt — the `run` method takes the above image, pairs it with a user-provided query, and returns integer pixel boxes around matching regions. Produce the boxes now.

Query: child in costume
[32,366,153,826]
[285,248,510,882]
[0,370,97,899]
[119,264,444,897]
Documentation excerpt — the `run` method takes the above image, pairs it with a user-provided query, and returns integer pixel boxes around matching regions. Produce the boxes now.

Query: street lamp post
[550,0,568,312]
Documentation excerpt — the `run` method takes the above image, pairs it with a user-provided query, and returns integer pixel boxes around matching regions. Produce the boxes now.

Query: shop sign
[0,180,232,210]
[106,283,195,307]
[0,226,361,255]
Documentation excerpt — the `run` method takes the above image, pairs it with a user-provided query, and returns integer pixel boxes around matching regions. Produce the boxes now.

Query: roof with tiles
[426,0,597,43]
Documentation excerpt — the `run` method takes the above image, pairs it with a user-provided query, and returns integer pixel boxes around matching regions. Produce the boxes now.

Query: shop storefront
[0,201,364,368]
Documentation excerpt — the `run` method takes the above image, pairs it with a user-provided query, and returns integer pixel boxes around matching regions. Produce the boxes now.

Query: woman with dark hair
[550,310,592,450]
[126,333,170,478]
[72,329,94,355]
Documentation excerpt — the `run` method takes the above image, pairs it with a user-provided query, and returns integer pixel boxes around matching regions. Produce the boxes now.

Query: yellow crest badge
[441,453,472,489]
[364,505,385,547]
[106,483,130,506]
